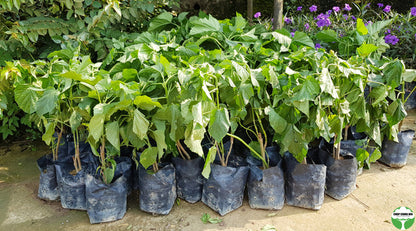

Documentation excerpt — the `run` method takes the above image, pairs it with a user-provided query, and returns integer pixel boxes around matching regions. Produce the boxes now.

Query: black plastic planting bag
[85,174,128,224]
[37,154,59,201]
[172,157,205,203]
[284,153,326,210]
[379,130,415,167]
[247,146,285,210]
[137,163,176,215]
[318,149,357,200]
[55,164,87,210]
[201,164,249,216]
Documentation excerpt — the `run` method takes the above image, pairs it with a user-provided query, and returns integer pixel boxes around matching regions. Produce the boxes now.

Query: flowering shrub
[254,2,416,68]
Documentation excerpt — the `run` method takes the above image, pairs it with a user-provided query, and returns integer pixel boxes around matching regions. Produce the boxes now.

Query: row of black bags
[36,130,415,222]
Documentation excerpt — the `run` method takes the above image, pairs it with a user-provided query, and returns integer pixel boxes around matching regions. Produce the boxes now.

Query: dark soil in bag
[379,130,415,167]
[201,164,249,216]
[37,154,59,201]
[85,173,128,224]
[137,163,177,215]
[318,149,357,200]
[172,157,205,203]
[284,152,326,210]
[247,146,284,210]
[55,164,87,210]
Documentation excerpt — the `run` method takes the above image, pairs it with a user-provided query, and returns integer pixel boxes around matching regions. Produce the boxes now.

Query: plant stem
[344,124,350,141]
[176,141,191,160]
[302,157,307,164]
[225,136,234,167]
[215,141,226,167]
[227,133,269,168]
[100,137,105,171]
[54,126,63,161]
[153,162,159,173]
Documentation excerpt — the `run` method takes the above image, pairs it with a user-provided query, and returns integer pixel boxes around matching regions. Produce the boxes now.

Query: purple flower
[343,14,349,20]
[385,29,391,34]
[315,43,322,49]
[254,12,261,18]
[411,7,416,16]
[333,6,340,12]
[315,13,331,28]
[290,32,295,37]
[305,23,310,30]
[384,34,399,45]
[284,17,292,24]
[384,5,391,13]
[297,6,302,11]
[309,5,317,12]
[366,3,371,8]
[414,33,416,40]
[365,21,372,26]
[351,15,356,21]
[344,4,352,11]
[327,10,332,15]
[377,3,384,8]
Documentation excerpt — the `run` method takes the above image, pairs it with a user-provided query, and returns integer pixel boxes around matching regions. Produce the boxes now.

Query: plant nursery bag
[172,156,205,203]
[37,154,60,201]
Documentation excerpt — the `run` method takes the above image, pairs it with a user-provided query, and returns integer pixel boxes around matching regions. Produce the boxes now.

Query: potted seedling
[379,61,416,167]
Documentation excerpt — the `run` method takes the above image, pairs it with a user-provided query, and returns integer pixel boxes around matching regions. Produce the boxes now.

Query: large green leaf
[266,107,287,134]
[403,69,416,83]
[369,85,388,105]
[319,68,338,98]
[36,88,59,116]
[88,113,105,143]
[140,147,158,169]
[208,108,230,142]
[148,12,173,32]
[202,145,217,179]
[292,76,320,102]
[152,120,167,158]
[357,43,377,57]
[350,96,366,119]
[14,84,39,113]
[293,31,314,48]
[316,30,337,43]
[387,100,407,126]
[69,110,82,131]
[184,126,205,157]
[134,95,162,111]
[42,121,57,145]
[356,18,368,35]
[281,125,308,162]
[105,121,120,151]
[383,60,403,88]
[61,71,102,85]
[133,109,149,140]
[190,15,220,35]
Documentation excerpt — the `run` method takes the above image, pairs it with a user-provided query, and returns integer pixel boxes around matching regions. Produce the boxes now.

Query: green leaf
[232,61,249,82]
[319,68,338,98]
[292,76,320,102]
[42,121,56,145]
[148,12,173,32]
[88,114,105,143]
[316,30,338,43]
[387,100,407,126]
[357,43,377,58]
[140,147,158,169]
[293,31,314,48]
[61,71,102,85]
[190,15,220,35]
[122,69,138,81]
[403,69,416,83]
[350,96,366,119]
[201,213,223,224]
[293,101,309,117]
[356,18,368,35]
[102,159,116,184]
[36,88,59,116]
[133,109,149,140]
[383,60,403,88]
[184,125,205,157]
[266,107,287,134]
[369,85,388,105]
[281,125,308,162]
[355,148,369,162]
[69,111,82,131]
[202,146,217,179]
[134,95,162,111]
[369,122,382,146]
[152,120,167,158]
[369,148,381,162]
[208,108,230,142]
[14,84,39,113]
[105,121,120,151]
[367,19,392,35]
[230,13,246,32]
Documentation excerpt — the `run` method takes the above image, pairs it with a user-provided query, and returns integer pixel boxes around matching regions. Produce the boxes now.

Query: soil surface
[1,111,416,231]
